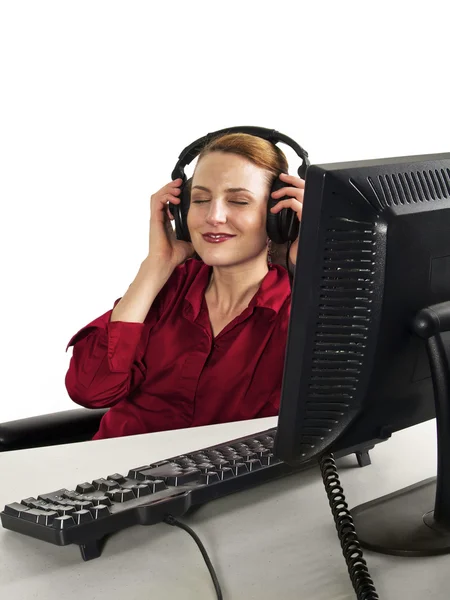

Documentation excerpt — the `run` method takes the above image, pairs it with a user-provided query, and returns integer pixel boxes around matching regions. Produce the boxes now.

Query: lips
[202,233,236,243]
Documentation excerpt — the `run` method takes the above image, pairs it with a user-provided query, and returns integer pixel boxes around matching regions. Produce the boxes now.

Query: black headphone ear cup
[169,177,192,241]
[178,177,192,242]
[266,177,300,244]
[266,191,283,244]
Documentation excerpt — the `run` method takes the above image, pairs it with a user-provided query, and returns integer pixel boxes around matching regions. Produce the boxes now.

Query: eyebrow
[191,185,254,194]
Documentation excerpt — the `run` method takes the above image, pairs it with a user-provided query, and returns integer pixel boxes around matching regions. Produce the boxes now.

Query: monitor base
[350,476,450,556]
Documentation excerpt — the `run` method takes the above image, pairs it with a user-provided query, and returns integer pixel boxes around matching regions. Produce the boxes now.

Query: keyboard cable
[163,514,223,600]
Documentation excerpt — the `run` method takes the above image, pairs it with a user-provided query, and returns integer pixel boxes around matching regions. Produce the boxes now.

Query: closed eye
[191,200,249,205]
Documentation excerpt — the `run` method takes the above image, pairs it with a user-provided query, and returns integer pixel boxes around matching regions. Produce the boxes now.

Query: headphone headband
[171,125,310,181]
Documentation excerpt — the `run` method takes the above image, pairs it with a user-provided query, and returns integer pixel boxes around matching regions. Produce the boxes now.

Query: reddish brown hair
[194,132,289,186]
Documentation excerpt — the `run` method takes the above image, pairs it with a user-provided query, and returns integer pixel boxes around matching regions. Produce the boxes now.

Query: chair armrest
[0,408,108,452]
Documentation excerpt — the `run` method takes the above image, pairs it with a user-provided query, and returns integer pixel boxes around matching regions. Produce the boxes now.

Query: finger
[166,205,174,220]
[159,193,180,204]
[152,193,180,222]
[271,186,305,198]
[279,173,305,187]
[270,198,303,213]
[160,179,183,193]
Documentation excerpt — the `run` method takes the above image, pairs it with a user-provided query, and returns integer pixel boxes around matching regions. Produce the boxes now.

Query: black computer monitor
[274,152,450,558]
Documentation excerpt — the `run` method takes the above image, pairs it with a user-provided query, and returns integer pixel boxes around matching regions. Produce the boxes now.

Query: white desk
[0,416,447,600]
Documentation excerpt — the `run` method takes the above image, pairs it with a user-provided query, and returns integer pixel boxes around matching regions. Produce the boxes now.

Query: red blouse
[65,259,291,440]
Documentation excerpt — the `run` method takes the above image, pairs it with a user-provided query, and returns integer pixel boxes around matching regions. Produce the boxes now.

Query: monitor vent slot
[367,168,450,208]
[299,218,376,453]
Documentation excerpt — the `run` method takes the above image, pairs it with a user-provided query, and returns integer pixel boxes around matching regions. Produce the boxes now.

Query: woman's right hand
[148,178,194,271]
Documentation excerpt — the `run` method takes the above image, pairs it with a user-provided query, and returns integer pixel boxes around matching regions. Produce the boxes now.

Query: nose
[205,200,227,226]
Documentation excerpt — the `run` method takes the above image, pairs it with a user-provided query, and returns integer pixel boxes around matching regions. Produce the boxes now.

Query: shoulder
[255,264,291,315]
[270,263,291,287]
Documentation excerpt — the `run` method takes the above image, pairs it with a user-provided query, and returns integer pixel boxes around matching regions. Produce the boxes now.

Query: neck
[206,255,270,315]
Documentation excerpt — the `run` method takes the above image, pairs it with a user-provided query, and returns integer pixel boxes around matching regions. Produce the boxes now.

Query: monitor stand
[350,301,450,556]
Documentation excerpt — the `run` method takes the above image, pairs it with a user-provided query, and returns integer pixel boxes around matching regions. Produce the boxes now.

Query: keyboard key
[72,509,94,525]
[257,435,274,447]
[54,505,77,516]
[218,467,234,480]
[238,452,257,461]
[231,443,249,452]
[106,489,136,503]
[43,503,61,512]
[177,458,197,468]
[260,454,280,466]
[107,473,126,483]
[244,459,263,471]
[200,472,220,485]
[62,491,81,500]
[92,478,120,492]
[231,463,248,476]
[227,456,244,465]
[246,439,263,448]
[196,462,214,473]
[253,448,271,458]
[22,509,58,526]
[91,496,112,507]
[29,500,50,510]
[38,489,70,504]
[135,464,183,481]
[89,504,110,519]
[146,479,166,493]
[52,515,75,529]
[192,456,213,466]
[210,459,230,468]
[128,484,152,497]
[165,468,201,486]
[217,445,235,454]
[21,497,38,507]
[127,466,151,479]
[75,482,95,494]
[73,500,94,510]
[149,460,171,468]
[4,503,30,517]
[204,450,224,459]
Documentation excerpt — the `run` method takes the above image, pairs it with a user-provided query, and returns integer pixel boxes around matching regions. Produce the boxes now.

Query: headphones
[169,126,310,245]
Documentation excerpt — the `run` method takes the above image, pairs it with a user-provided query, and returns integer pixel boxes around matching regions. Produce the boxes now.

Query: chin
[197,251,238,267]
[196,247,263,268]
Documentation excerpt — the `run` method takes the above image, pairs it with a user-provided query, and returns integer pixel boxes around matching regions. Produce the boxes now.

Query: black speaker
[169,126,309,244]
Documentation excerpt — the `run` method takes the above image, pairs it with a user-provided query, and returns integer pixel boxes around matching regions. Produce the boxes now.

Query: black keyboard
[0,427,373,561]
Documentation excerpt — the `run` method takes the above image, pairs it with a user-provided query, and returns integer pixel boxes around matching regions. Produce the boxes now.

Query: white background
[1,1,449,422]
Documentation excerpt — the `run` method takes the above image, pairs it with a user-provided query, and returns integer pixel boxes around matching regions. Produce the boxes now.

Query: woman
[65,132,305,439]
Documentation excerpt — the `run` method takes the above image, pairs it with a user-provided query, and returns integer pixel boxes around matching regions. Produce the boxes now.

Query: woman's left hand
[269,173,305,266]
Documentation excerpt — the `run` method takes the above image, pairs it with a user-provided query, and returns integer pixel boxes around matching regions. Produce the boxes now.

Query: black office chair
[0,408,108,452]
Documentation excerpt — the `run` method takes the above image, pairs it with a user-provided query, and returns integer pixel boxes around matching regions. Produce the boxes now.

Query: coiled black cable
[319,453,379,600]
